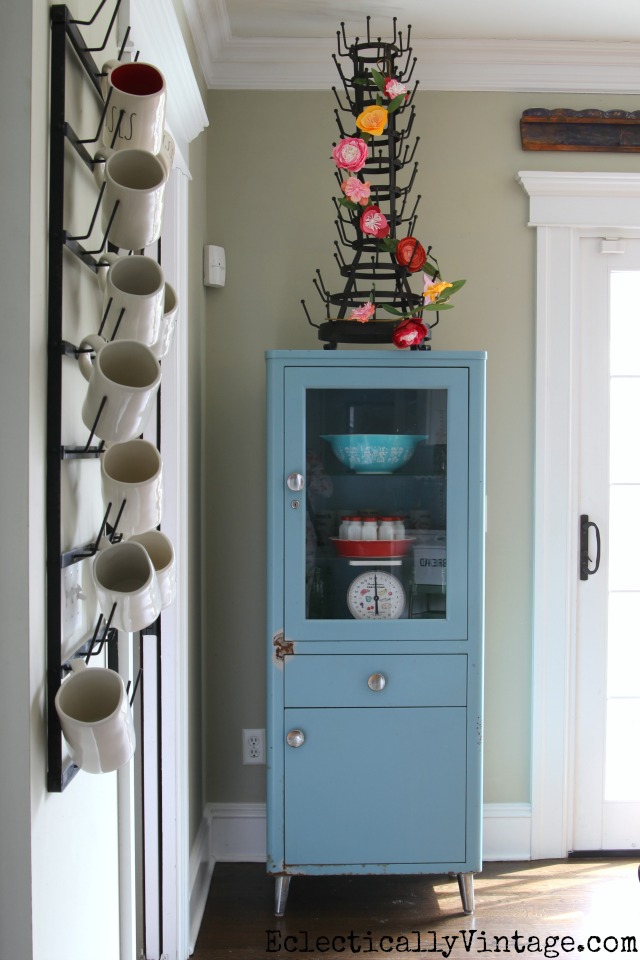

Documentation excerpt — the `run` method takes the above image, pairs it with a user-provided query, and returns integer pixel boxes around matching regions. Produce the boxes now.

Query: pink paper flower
[332,137,369,173]
[360,205,390,239]
[349,302,376,323]
[392,318,429,349]
[384,77,408,99]
[341,177,371,206]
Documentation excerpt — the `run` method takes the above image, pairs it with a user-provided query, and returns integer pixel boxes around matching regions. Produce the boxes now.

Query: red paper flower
[360,205,390,239]
[395,237,426,273]
[392,318,429,349]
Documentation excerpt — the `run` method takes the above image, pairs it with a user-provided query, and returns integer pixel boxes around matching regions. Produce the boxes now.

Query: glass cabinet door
[283,365,469,642]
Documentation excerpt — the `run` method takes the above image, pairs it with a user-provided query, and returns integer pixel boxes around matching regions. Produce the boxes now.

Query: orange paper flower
[356,104,389,137]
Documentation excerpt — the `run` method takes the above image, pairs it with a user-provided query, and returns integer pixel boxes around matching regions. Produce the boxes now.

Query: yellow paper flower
[356,104,389,137]
[423,278,453,303]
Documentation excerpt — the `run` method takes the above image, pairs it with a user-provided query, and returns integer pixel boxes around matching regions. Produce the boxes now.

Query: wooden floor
[193,859,639,959]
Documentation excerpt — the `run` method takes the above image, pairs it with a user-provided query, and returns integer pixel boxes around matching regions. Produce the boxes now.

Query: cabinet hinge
[273,632,295,660]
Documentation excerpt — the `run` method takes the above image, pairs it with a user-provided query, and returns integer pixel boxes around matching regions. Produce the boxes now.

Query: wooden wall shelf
[521,108,640,152]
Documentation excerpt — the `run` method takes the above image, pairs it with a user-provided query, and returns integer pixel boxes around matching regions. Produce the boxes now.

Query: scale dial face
[347,570,405,620]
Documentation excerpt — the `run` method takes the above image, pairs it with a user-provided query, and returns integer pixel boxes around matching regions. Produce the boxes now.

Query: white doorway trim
[517,170,640,858]
[124,2,206,955]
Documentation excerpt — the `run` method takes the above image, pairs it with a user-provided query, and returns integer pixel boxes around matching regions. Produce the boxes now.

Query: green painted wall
[204,88,640,806]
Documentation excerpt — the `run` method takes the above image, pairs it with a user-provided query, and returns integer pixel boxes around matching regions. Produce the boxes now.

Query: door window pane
[607,593,640,699]
[610,378,640,483]
[610,272,640,376]
[605,699,640,801]
[608,486,640,591]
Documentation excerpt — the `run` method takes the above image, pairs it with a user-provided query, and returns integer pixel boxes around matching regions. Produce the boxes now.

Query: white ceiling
[182,0,640,92]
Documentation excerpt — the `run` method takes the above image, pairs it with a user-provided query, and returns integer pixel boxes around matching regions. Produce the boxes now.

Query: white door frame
[123,1,207,956]
[517,171,640,858]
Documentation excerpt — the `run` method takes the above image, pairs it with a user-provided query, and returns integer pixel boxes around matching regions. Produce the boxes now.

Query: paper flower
[341,177,371,205]
[360,205,390,239]
[384,78,407,99]
[349,302,376,323]
[356,104,389,137]
[395,237,426,273]
[332,137,369,172]
[392,318,429,348]
[423,275,453,303]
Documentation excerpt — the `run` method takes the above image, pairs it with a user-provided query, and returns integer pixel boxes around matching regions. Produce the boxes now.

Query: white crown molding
[130,0,209,159]
[518,170,640,200]
[180,10,640,95]
[518,171,640,229]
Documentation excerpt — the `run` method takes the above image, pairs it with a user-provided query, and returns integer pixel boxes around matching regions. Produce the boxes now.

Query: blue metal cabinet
[266,350,486,916]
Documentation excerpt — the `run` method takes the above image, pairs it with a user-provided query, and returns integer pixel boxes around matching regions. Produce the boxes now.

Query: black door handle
[579,514,601,581]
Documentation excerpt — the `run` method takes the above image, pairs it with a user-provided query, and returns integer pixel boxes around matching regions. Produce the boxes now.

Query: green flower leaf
[379,304,406,316]
[387,94,405,115]
[378,237,399,253]
[447,278,466,295]
[424,301,455,312]
[371,68,386,92]
[353,76,369,86]
[337,197,360,212]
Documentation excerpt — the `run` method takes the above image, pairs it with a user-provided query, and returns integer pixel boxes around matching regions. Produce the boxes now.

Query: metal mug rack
[47,1,162,792]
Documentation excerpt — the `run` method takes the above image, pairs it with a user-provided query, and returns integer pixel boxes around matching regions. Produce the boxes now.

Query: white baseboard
[482,802,532,861]
[210,802,267,861]
[203,801,532,865]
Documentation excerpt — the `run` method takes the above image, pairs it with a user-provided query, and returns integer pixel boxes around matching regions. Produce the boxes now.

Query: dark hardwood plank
[192,859,639,959]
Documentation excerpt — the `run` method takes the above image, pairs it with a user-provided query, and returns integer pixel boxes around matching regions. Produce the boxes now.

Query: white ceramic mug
[101,438,163,537]
[101,60,166,155]
[128,530,175,609]
[98,253,165,345]
[78,334,161,443]
[151,282,178,359]
[55,660,136,774]
[93,539,161,632]
[95,148,167,251]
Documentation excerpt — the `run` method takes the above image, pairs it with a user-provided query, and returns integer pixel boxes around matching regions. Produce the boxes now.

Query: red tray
[329,537,414,559]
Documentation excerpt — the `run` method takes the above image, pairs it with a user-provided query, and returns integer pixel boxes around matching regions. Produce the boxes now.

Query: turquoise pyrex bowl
[321,434,428,474]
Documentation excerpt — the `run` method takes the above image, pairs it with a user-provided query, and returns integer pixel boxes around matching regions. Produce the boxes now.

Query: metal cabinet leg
[275,875,291,916]
[457,872,475,914]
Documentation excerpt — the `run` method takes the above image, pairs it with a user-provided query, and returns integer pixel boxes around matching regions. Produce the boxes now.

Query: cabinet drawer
[284,654,467,707]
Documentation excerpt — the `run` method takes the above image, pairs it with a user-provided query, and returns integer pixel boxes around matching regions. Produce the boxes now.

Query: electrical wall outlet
[242,728,265,765]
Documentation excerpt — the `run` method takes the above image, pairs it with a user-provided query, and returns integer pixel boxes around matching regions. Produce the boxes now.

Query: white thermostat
[204,245,226,287]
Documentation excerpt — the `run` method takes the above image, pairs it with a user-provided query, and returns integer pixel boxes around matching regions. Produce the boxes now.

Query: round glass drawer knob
[367,673,386,691]
[286,729,305,748]
[286,472,305,492]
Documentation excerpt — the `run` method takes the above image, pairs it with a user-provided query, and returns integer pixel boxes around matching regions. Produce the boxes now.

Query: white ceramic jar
[339,516,351,540]
[361,518,378,541]
[378,517,395,540]
[347,518,363,540]
[392,516,406,540]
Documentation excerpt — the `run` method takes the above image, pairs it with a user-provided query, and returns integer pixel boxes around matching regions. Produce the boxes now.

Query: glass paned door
[603,270,640,842]
[574,240,640,851]
[283,365,469,643]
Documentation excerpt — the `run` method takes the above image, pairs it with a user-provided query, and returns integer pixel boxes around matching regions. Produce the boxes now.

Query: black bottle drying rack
[302,18,437,349]
[47,1,159,791]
